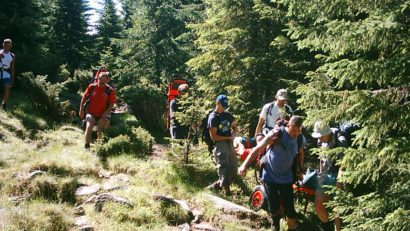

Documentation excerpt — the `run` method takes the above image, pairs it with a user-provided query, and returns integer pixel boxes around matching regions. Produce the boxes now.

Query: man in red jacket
[79,71,116,149]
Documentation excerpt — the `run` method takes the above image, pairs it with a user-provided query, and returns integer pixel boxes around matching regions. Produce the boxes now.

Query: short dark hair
[289,115,303,127]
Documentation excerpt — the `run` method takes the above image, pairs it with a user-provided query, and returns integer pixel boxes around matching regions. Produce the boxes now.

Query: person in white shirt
[254,89,293,137]
[0,39,15,110]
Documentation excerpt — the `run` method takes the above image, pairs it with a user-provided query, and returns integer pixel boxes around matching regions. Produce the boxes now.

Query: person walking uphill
[239,116,306,231]
[0,39,15,110]
[311,121,347,231]
[255,89,293,137]
[79,71,116,149]
[207,95,237,195]
[169,83,189,139]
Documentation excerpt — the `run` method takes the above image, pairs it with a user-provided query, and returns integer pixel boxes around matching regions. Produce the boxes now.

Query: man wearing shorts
[79,71,116,149]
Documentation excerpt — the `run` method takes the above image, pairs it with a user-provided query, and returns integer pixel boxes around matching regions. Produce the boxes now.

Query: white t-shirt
[259,102,293,128]
[1,50,13,79]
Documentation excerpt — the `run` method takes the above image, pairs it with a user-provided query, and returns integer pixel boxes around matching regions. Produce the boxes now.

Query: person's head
[216,94,229,111]
[178,84,188,97]
[311,121,332,143]
[275,89,288,107]
[2,39,12,51]
[287,115,303,138]
[98,71,111,84]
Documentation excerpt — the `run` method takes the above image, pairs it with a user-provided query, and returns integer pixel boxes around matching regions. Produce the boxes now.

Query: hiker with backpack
[239,116,306,231]
[0,39,15,110]
[79,71,116,149]
[169,83,189,139]
[207,95,238,195]
[311,121,347,231]
[254,89,293,137]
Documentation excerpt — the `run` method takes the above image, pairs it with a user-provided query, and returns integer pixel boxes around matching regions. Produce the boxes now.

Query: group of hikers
[2,35,345,230]
[170,85,347,231]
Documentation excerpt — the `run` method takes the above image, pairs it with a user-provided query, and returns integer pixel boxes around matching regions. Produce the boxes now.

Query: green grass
[0,109,325,231]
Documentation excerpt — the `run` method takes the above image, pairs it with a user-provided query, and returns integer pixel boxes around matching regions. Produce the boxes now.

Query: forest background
[0,0,409,230]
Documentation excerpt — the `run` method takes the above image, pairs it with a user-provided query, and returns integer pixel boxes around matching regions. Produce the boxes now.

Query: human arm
[238,132,277,176]
[254,117,265,137]
[79,86,91,119]
[10,54,15,85]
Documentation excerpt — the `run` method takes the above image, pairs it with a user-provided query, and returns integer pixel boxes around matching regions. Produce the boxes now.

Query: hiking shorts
[316,170,338,194]
[170,125,189,139]
[1,78,11,88]
[213,141,237,187]
[86,113,110,124]
[263,181,296,219]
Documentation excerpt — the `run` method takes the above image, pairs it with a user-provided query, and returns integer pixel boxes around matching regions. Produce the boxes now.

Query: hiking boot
[84,143,90,150]
[1,103,6,110]
[271,216,280,231]
[206,181,222,191]
[319,221,335,231]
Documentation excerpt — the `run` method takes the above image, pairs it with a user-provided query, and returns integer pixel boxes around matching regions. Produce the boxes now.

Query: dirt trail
[150,143,169,160]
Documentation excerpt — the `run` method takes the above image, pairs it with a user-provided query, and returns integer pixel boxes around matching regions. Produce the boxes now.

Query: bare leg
[85,120,95,145]
[287,217,297,230]
[315,192,331,223]
[2,87,10,103]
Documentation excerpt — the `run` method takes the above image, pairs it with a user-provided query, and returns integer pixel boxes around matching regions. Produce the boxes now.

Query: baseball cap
[311,121,332,138]
[275,89,288,100]
[216,94,229,108]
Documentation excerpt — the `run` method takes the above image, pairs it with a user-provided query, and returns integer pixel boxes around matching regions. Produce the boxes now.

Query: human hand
[238,165,247,176]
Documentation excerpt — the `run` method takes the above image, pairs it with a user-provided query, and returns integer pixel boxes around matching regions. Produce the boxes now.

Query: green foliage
[53,0,90,71]
[96,127,154,158]
[96,0,122,55]
[121,84,165,132]
[18,72,64,121]
[131,126,155,155]
[187,0,314,135]
[96,134,135,158]
[283,0,410,229]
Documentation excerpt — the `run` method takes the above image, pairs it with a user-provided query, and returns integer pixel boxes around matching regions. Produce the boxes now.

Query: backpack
[339,122,360,147]
[201,109,217,154]
[264,102,293,129]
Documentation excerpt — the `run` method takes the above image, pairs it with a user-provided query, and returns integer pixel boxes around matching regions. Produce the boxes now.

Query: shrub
[74,69,93,91]
[97,127,154,158]
[96,135,135,159]
[18,72,63,121]
[120,85,165,132]
[131,127,155,156]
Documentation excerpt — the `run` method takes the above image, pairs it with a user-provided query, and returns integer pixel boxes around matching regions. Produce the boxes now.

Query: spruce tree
[187,0,314,133]
[53,0,90,71]
[283,0,410,230]
[96,0,122,55]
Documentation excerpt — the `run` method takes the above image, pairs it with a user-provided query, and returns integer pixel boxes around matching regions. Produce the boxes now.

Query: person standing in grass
[0,39,15,110]
[207,94,237,195]
[79,71,116,149]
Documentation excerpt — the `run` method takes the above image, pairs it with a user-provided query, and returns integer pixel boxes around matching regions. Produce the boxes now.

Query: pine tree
[96,0,122,55]
[53,0,90,71]
[283,0,410,230]
[187,0,314,134]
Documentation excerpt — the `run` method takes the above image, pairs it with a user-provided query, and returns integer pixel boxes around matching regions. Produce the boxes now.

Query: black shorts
[263,181,296,218]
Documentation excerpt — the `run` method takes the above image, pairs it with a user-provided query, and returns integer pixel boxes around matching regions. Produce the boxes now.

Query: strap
[264,102,274,128]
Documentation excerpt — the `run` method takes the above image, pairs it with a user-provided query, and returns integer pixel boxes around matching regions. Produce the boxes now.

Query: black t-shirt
[207,110,235,137]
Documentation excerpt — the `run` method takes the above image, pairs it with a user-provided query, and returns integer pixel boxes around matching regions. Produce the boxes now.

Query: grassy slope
[0,107,322,231]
